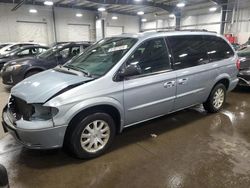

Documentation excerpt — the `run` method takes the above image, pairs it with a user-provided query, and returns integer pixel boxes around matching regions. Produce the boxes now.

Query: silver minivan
[2,31,239,158]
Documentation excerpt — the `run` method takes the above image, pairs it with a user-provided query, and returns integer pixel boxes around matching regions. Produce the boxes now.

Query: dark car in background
[237,47,250,86]
[1,42,91,85]
[0,45,48,70]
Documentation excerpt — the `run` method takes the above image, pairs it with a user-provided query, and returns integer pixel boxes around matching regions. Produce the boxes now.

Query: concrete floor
[0,80,250,188]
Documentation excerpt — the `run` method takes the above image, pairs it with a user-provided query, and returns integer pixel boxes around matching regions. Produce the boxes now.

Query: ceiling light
[29,9,37,13]
[44,1,53,6]
[134,0,142,1]
[141,18,147,22]
[137,11,144,15]
[176,2,185,8]
[98,7,106,12]
[169,14,175,18]
[209,7,217,12]
[76,13,83,17]
[112,16,118,20]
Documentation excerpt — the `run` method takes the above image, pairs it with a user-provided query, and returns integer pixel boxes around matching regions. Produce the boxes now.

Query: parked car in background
[50,41,92,47]
[2,31,239,159]
[0,45,48,70]
[0,43,11,50]
[237,47,250,86]
[0,42,42,56]
[231,43,241,51]
[1,42,90,85]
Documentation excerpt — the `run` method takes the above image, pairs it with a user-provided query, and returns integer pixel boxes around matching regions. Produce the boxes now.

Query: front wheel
[203,83,226,113]
[64,112,116,159]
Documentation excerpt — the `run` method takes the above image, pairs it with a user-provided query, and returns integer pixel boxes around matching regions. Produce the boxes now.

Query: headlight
[30,104,59,121]
[5,64,21,72]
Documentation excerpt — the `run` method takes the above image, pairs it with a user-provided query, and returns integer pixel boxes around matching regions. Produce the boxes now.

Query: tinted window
[167,35,209,70]
[126,38,170,75]
[204,36,234,62]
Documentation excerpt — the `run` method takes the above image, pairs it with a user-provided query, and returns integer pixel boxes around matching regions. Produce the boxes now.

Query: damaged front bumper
[1,105,67,149]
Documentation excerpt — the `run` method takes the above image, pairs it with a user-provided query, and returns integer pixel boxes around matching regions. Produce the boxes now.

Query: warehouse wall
[0,3,140,45]
[141,9,221,34]
[0,3,54,44]
[106,13,139,34]
[225,8,250,44]
[54,8,96,42]
[181,12,221,33]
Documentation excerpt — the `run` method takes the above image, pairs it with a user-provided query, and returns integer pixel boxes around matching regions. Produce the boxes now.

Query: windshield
[64,37,137,77]
[38,45,64,59]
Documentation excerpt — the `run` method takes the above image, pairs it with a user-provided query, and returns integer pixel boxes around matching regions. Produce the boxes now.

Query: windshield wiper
[64,65,92,77]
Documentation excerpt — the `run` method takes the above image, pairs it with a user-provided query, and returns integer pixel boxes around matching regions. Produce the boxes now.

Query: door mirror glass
[119,64,141,78]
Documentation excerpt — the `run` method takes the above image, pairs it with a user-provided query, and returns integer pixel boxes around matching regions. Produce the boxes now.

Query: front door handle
[178,78,188,85]
[164,81,175,88]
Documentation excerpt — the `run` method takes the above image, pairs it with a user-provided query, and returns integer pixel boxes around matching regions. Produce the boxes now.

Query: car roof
[18,45,49,49]
[113,30,220,40]
[57,42,92,47]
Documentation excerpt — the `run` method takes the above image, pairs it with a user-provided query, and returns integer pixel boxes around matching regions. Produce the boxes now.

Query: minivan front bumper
[2,106,67,149]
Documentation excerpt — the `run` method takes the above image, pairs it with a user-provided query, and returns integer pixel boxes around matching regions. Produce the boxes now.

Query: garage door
[17,21,48,45]
[68,24,90,42]
[106,26,123,37]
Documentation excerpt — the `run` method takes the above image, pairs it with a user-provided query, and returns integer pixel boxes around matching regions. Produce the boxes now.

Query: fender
[25,66,46,74]
[49,96,125,131]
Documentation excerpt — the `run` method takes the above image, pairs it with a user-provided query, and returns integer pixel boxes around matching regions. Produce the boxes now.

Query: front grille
[8,96,34,121]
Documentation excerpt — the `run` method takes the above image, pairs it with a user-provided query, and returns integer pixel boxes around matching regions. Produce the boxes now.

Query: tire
[25,70,41,78]
[64,112,116,159]
[203,83,226,113]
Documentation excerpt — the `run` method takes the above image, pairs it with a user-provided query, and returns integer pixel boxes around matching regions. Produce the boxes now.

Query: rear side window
[203,36,234,62]
[167,35,209,70]
[126,38,170,75]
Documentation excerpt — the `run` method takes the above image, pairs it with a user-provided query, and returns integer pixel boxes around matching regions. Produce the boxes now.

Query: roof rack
[142,28,217,34]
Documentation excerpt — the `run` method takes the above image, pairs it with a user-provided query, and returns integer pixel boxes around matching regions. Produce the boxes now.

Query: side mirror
[118,64,141,78]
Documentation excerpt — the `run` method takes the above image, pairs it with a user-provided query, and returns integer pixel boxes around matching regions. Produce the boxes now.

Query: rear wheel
[64,112,116,159]
[25,70,41,78]
[203,83,226,113]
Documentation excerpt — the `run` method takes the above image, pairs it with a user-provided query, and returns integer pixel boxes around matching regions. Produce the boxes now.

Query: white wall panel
[17,22,48,44]
[68,24,90,42]
[106,14,139,34]
[106,26,123,37]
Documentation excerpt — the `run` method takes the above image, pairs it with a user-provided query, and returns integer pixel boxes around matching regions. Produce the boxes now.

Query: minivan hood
[11,69,93,103]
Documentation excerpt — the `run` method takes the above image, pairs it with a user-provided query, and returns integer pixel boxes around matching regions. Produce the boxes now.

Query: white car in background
[0,42,43,55]
[0,43,11,50]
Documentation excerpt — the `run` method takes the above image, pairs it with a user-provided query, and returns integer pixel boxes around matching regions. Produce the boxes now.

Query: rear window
[203,35,234,62]
[167,35,209,70]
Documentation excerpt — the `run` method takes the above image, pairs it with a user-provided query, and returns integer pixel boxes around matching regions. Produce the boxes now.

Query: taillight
[236,59,240,70]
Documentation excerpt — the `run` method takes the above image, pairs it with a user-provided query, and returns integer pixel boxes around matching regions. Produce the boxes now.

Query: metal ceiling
[0,0,212,15]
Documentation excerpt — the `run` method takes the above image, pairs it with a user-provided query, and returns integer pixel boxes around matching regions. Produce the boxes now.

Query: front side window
[167,35,209,70]
[30,48,38,55]
[71,46,81,56]
[59,48,70,58]
[17,49,30,56]
[38,47,47,54]
[38,45,65,59]
[126,38,170,75]
[203,36,234,62]
[64,37,137,77]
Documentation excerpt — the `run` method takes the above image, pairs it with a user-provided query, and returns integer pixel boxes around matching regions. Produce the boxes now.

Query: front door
[123,38,176,126]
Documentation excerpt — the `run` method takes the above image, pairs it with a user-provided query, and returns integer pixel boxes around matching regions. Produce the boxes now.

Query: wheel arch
[24,67,45,78]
